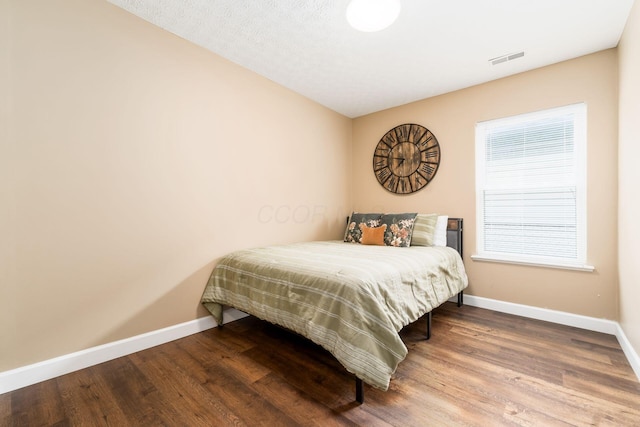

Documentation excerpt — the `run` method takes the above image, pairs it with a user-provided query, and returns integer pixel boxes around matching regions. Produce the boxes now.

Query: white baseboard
[0,308,248,395]
[615,323,640,381]
[3,297,639,395]
[453,294,640,381]
[458,294,619,334]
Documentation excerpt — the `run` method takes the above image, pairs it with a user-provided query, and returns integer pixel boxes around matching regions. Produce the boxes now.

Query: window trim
[470,254,595,272]
[473,103,592,271]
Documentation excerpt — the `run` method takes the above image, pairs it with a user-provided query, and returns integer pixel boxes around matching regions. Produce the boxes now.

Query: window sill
[470,254,595,272]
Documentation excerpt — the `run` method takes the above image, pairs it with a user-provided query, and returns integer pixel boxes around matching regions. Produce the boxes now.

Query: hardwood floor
[2,302,640,426]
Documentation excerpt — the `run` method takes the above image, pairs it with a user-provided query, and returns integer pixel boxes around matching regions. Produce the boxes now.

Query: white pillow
[433,215,448,246]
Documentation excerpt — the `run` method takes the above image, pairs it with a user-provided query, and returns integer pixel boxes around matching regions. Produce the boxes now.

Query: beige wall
[352,51,619,319]
[619,2,640,358]
[1,0,15,370]
[1,0,352,371]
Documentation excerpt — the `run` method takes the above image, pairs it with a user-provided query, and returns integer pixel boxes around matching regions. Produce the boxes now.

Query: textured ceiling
[107,0,635,118]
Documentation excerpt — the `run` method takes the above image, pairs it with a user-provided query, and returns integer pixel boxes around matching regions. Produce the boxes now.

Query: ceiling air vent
[489,51,525,65]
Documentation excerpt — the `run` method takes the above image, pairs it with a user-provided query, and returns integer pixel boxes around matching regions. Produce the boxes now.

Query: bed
[201,215,468,403]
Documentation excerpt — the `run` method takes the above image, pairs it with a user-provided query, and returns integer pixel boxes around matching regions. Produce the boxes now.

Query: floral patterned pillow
[379,213,418,247]
[344,212,383,243]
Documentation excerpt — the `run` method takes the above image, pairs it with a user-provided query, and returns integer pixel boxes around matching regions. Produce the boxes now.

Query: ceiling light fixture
[346,0,401,32]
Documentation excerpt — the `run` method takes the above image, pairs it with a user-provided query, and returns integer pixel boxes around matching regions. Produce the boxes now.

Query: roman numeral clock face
[373,124,441,194]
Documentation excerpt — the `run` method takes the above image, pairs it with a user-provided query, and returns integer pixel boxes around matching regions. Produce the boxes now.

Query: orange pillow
[360,224,387,245]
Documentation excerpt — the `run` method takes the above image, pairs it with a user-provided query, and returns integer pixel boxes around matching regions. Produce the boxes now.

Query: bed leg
[218,306,224,329]
[457,291,464,307]
[426,311,432,340]
[355,378,364,404]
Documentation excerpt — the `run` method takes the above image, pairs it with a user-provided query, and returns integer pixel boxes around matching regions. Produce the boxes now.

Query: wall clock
[373,123,440,194]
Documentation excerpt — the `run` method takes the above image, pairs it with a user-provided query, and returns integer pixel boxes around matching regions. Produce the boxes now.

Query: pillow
[434,215,449,247]
[379,213,418,247]
[360,224,387,245]
[344,212,383,243]
[410,213,439,246]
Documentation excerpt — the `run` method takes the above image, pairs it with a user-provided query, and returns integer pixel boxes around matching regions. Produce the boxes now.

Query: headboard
[446,218,463,258]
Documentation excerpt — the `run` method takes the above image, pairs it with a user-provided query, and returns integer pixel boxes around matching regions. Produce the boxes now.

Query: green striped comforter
[201,241,468,390]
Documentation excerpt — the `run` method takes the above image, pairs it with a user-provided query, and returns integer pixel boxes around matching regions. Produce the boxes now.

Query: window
[473,103,592,271]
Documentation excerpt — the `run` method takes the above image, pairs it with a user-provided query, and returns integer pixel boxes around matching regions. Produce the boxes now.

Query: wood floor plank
[128,350,234,426]
[2,302,639,426]
[145,338,249,426]
[56,366,130,426]
[184,330,271,384]
[447,318,620,371]
[435,307,635,385]
[417,307,640,425]
[169,332,303,426]
[0,392,11,427]
[249,373,357,427]
[241,336,355,408]
[396,342,571,426]
[225,319,360,409]
[93,356,178,426]
[562,370,640,407]
[9,380,67,426]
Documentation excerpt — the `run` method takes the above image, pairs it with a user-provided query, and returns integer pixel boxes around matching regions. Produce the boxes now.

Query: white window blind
[474,103,588,269]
